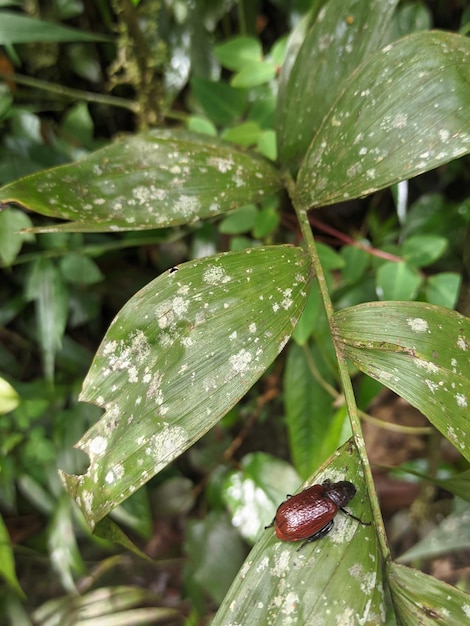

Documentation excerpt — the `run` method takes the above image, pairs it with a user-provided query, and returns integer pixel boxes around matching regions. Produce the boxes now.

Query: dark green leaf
[59,253,104,285]
[26,258,68,380]
[0,129,282,232]
[0,11,110,43]
[61,246,313,526]
[192,77,248,125]
[277,0,398,173]
[296,31,470,209]
[333,302,470,461]
[284,343,339,478]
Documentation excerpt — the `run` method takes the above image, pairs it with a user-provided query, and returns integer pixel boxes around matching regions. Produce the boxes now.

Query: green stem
[0,72,139,113]
[286,174,391,562]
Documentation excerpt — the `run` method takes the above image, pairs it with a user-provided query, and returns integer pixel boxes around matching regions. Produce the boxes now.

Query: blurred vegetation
[1,1,470,624]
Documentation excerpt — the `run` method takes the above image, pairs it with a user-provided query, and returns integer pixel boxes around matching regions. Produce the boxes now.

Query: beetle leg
[296,519,335,551]
[339,507,371,526]
[264,494,294,530]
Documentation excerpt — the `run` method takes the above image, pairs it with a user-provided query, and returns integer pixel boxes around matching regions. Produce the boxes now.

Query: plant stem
[286,173,391,562]
[0,72,139,113]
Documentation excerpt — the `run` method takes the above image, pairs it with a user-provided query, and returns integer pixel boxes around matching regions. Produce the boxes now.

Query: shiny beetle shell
[271,480,357,543]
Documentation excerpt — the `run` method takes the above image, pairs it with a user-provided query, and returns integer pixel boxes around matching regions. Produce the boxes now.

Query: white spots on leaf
[407,317,429,333]
[439,129,450,142]
[177,284,190,296]
[280,288,293,310]
[391,113,408,129]
[457,336,469,350]
[455,393,467,408]
[88,436,108,455]
[229,331,237,340]
[105,463,124,484]
[173,194,200,218]
[424,379,439,394]
[207,155,234,173]
[230,349,253,373]
[172,296,189,316]
[414,358,439,374]
[249,323,257,333]
[203,265,231,285]
[144,424,188,466]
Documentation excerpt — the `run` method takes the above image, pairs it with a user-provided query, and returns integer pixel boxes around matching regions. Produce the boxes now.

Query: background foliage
[1,1,470,624]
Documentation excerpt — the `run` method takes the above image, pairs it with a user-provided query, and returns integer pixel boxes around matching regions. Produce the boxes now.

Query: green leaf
[0,129,282,232]
[59,253,104,285]
[332,302,470,461]
[0,11,110,43]
[231,61,276,88]
[221,121,261,147]
[48,497,86,593]
[257,130,277,161]
[185,512,248,605]
[192,77,248,125]
[212,440,379,625]
[426,272,461,308]
[214,36,262,71]
[317,241,345,270]
[277,0,398,173]
[398,501,470,563]
[32,586,177,625]
[340,245,370,285]
[403,234,447,267]
[94,518,154,561]
[0,208,34,266]
[284,343,339,478]
[0,514,25,597]
[187,115,217,136]
[222,453,300,544]
[219,205,258,235]
[292,281,322,344]
[252,205,280,238]
[61,246,313,527]
[376,261,423,300]
[296,31,470,209]
[26,258,68,380]
[388,561,470,624]
[0,377,19,414]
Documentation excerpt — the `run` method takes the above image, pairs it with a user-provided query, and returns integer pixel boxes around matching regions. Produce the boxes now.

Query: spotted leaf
[61,246,313,527]
[332,302,470,460]
[212,440,380,625]
[296,31,470,210]
[277,0,398,174]
[0,129,282,232]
